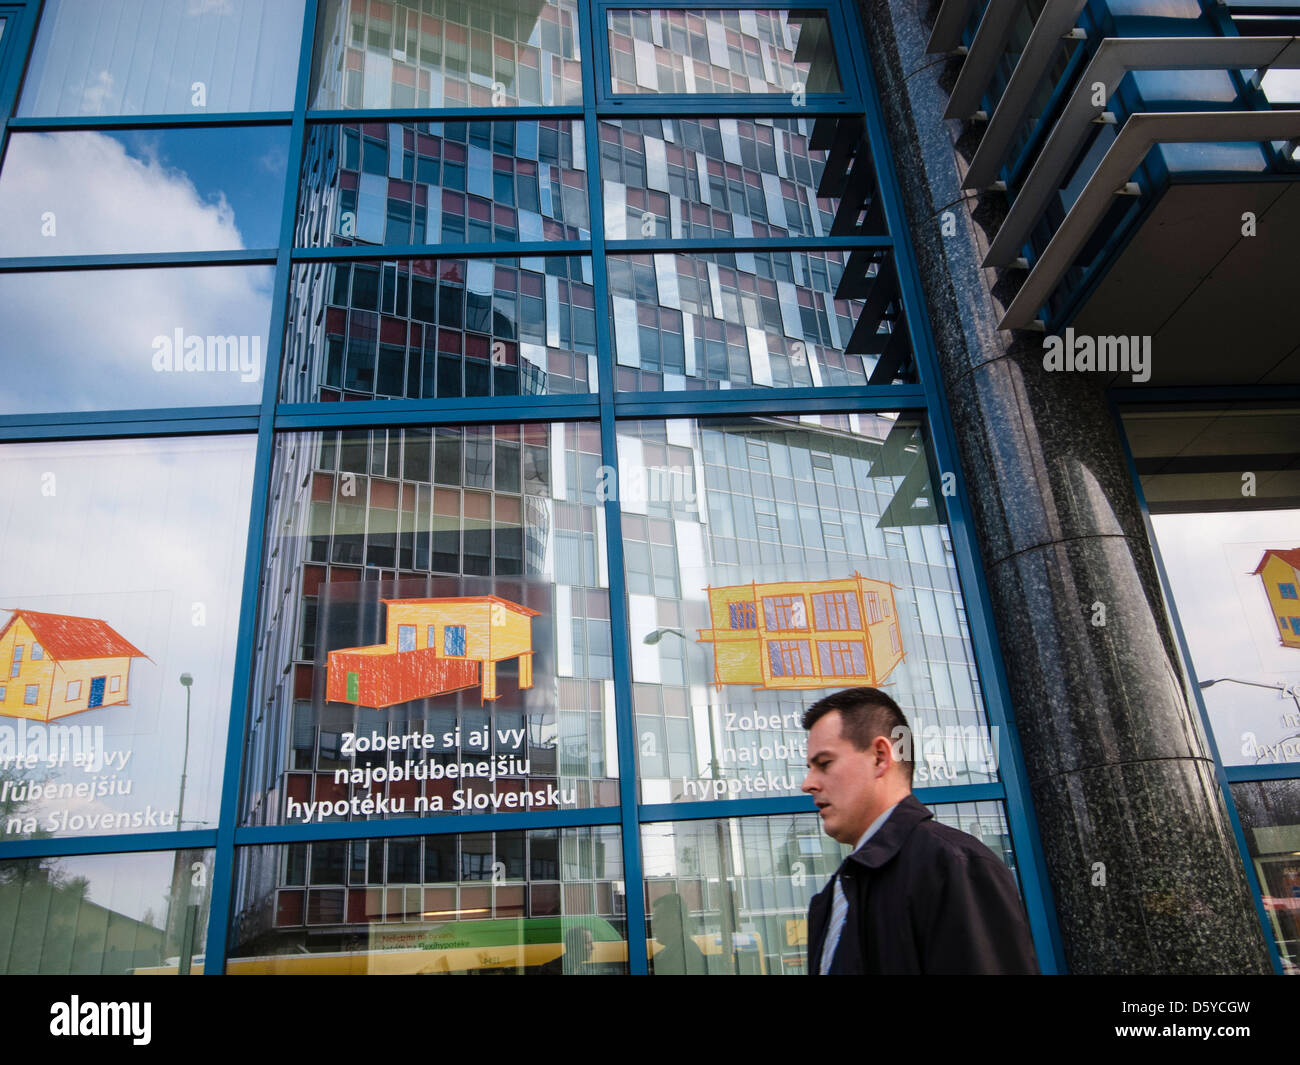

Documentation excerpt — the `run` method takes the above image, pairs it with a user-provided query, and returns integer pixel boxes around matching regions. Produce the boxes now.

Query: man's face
[802,710,886,845]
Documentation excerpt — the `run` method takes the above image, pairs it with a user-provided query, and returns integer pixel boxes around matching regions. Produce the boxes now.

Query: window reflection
[19,0,304,116]
[311,0,583,109]
[0,128,289,256]
[1123,407,1300,767]
[281,257,596,401]
[297,120,588,248]
[0,849,213,974]
[0,266,273,415]
[0,437,255,841]
[608,251,913,390]
[607,9,841,95]
[230,827,625,973]
[242,425,617,829]
[618,415,996,803]
[600,117,854,240]
[1232,780,1300,974]
[643,803,1014,974]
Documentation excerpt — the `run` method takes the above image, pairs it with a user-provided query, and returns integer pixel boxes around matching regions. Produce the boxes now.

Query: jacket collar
[845,793,932,870]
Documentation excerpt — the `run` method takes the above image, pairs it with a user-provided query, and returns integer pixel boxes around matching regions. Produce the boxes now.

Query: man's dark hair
[802,687,913,786]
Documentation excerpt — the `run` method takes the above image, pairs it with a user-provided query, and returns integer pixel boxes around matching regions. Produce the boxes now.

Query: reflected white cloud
[0,131,245,255]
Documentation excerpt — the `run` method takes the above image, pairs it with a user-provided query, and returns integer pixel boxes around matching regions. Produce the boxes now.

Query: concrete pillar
[857,0,1271,972]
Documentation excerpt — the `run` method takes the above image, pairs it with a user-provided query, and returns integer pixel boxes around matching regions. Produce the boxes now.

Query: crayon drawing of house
[0,609,148,722]
[697,574,904,691]
[326,596,540,709]
[1254,548,1300,649]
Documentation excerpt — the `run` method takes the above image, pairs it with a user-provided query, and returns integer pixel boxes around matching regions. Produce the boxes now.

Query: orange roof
[1253,548,1300,575]
[1,609,146,661]
[380,596,542,617]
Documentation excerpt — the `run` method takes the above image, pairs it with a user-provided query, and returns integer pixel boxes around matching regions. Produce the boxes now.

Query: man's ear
[872,734,893,773]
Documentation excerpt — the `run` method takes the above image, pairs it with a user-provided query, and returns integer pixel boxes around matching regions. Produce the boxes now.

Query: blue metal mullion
[291,240,587,262]
[202,0,320,977]
[274,395,600,429]
[581,0,650,976]
[608,234,891,253]
[1108,391,1287,976]
[612,385,927,420]
[844,3,1067,974]
[7,111,294,130]
[1224,763,1300,783]
[306,106,584,122]
[0,414,260,443]
[235,806,622,847]
[1,830,218,860]
[597,97,857,117]
[637,781,1007,824]
[0,2,41,170]
[0,249,279,272]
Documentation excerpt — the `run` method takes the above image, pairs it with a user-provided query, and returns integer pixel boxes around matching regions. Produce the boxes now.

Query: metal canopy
[999,108,1300,329]
[985,35,1300,268]
[963,0,1089,189]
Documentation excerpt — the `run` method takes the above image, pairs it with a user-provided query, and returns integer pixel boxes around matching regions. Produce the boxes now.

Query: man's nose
[801,770,814,793]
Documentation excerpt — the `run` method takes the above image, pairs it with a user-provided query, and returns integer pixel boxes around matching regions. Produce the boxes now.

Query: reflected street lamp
[644,626,738,973]
[1198,676,1300,760]
[178,673,193,827]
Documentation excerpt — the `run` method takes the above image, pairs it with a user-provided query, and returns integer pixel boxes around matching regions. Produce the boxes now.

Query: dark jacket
[807,794,1039,974]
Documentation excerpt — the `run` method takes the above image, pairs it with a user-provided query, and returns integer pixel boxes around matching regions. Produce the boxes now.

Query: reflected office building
[1,0,1298,976]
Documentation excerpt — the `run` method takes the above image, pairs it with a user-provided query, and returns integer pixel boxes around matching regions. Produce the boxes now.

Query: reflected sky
[1154,509,1300,766]
[0,265,273,414]
[0,436,256,838]
[19,0,304,116]
[0,127,288,256]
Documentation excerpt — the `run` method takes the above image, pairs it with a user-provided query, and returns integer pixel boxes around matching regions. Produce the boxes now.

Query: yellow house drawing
[326,596,539,708]
[696,574,904,690]
[0,609,147,722]
[1254,549,1300,649]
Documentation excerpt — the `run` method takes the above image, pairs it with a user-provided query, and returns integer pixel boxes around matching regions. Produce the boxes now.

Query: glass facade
[27,0,1293,980]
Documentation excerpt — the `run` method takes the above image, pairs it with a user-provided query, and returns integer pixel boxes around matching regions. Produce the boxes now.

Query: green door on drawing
[347,672,358,701]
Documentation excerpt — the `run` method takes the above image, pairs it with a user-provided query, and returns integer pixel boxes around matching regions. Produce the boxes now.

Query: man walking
[801,687,1039,974]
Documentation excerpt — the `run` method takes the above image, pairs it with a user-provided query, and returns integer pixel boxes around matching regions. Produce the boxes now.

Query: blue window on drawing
[1280,583,1298,600]
[768,643,785,676]
[445,625,466,656]
[1291,617,1300,635]
[729,602,756,629]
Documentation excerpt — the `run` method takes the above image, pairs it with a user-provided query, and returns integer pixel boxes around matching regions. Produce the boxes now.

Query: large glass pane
[0,266,274,414]
[0,849,214,974]
[241,424,617,828]
[310,0,583,109]
[0,436,256,840]
[1232,780,1300,974]
[19,0,305,116]
[1122,407,1300,767]
[600,117,859,241]
[0,128,289,256]
[281,257,597,401]
[616,415,997,803]
[608,250,913,390]
[297,120,588,248]
[230,827,625,973]
[643,803,1015,974]
[606,9,841,95]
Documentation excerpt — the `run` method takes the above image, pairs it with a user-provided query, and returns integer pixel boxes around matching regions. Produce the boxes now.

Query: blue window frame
[1280,583,1298,600]
[397,624,415,652]
[9,643,21,678]
[728,601,756,629]
[23,683,37,704]
[30,642,41,659]
[0,0,1061,980]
